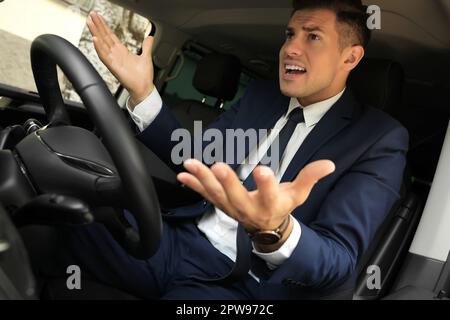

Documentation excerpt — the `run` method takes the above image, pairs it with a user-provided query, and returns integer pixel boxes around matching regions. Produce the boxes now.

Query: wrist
[248,216,293,250]
[253,217,293,253]
[129,84,154,110]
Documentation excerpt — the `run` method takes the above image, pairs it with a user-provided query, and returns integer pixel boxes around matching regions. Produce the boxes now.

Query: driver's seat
[347,58,423,300]
[348,58,404,117]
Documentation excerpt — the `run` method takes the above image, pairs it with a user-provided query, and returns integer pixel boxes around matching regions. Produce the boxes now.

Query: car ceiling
[111,0,450,85]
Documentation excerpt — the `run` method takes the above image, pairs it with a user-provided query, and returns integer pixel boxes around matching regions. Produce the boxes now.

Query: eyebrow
[285,25,325,34]
[302,26,325,33]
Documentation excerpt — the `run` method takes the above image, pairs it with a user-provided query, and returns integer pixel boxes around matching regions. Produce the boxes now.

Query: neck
[298,84,346,107]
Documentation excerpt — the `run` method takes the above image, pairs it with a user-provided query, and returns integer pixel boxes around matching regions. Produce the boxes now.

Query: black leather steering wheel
[28,34,162,259]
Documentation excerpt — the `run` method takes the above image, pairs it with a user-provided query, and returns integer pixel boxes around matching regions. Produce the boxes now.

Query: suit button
[282,278,294,286]
[203,201,208,207]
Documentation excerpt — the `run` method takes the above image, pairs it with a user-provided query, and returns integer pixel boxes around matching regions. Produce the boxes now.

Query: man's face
[279,9,348,105]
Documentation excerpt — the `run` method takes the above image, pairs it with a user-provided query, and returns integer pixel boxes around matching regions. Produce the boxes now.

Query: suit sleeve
[266,125,409,290]
[135,81,258,172]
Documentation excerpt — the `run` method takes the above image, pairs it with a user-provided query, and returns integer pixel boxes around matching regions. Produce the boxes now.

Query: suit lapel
[253,94,290,132]
[281,89,357,183]
[229,93,290,169]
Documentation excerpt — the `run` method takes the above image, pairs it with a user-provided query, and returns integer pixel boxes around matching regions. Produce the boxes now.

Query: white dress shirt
[127,87,344,273]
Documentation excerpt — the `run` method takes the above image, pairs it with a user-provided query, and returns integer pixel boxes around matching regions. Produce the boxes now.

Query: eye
[285,30,294,40]
[308,33,321,41]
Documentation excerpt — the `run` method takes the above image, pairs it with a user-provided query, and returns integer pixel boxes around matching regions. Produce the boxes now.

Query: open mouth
[285,64,307,75]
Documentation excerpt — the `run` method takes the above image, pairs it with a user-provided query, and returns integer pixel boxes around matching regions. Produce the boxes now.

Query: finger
[89,12,107,37]
[141,36,154,57]
[86,17,101,38]
[95,11,120,45]
[89,11,114,48]
[211,163,254,214]
[87,19,109,50]
[97,15,122,46]
[289,160,335,204]
[252,166,279,207]
[92,36,111,63]
[177,172,208,197]
[183,159,228,205]
[96,11,113,32]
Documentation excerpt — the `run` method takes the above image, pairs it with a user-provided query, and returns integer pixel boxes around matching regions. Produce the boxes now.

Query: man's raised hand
[86,11,154,108]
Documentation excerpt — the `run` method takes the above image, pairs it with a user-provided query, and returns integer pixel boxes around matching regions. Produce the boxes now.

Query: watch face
[253,231,281,245]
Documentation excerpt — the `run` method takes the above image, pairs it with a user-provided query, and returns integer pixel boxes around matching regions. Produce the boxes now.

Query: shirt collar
[287,88,346,127]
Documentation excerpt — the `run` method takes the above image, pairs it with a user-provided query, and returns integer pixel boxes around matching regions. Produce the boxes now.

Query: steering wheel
[13,34,162,259]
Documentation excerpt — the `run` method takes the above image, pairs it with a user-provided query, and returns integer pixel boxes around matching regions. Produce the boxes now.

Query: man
[59,0,407,299]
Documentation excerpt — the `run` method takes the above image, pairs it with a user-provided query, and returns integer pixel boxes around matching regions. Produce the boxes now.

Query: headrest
[348,58,404,113]
[193,53,242,101]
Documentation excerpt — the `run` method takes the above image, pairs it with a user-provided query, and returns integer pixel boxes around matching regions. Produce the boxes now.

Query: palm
[106,44,152,94]
[237,164,325,229]
[243,180,311,228]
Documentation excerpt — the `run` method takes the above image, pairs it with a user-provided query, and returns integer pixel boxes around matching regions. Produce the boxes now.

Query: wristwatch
[247,216,291,246]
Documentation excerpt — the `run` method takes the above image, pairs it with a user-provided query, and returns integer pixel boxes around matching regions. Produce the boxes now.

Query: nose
[282,38,304,58]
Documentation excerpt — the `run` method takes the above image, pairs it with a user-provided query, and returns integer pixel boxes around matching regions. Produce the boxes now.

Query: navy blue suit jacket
[137,80,409,293]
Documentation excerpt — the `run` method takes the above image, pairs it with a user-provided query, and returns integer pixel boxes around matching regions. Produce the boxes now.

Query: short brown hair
[292,0,371,49]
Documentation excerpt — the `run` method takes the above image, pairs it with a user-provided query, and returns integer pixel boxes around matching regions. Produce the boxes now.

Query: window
[0,0,149,103]
[61,0,95,13]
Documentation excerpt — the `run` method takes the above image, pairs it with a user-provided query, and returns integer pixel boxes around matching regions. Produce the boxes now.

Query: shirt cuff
[126,88,163,132]
[252,216,302,270]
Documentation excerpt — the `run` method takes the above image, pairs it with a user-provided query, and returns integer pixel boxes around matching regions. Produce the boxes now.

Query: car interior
[0,0,449,300]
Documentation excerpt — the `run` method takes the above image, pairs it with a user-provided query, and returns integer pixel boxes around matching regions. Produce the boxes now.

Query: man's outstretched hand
[177,159,335,251]
[86,11,154,108]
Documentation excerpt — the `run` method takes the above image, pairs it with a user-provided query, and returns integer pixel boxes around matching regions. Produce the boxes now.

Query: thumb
[141,36,154,57]
[290,160,335,204]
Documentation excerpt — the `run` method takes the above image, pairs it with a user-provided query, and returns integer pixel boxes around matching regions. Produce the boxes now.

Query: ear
[342,45,365,72]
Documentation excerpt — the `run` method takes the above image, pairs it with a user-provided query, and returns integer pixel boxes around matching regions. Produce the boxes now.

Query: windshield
[0,0,149,103]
